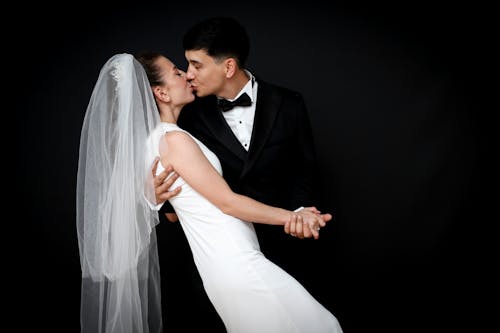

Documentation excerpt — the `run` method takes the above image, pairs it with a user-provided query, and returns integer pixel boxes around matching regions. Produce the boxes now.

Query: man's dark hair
[183,17,250,67]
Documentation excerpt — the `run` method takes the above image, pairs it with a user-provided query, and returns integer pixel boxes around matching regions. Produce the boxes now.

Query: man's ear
[224,58,237,78]
[153,86,170,102]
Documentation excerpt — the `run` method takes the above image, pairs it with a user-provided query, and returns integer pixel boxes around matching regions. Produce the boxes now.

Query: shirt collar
[231,70,256,103]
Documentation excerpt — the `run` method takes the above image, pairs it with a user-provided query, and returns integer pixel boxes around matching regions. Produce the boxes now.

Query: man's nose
[186,69,195,80]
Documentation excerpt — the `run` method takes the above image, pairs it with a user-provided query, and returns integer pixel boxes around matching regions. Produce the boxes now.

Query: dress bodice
[146,122,259,259]
[147,122,222,178]
[145,122,342,333]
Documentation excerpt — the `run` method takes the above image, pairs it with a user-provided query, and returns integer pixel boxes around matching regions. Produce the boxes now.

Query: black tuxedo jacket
[172,78,319,212]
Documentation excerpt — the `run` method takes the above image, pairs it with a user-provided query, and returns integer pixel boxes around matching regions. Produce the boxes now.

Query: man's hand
[165,213,179,223]
[283,206,332,239]
[151,157,182,205]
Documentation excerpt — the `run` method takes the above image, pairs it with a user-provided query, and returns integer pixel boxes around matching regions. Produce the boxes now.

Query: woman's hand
[284,207,332,240]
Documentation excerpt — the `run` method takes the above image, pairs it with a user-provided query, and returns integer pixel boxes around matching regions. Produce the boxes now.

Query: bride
[77,52,342,333]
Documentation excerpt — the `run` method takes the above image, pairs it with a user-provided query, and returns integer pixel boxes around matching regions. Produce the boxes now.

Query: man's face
[184,49,227,98]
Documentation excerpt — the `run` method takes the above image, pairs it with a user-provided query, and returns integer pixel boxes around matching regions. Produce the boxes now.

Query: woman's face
[156,56,195,107]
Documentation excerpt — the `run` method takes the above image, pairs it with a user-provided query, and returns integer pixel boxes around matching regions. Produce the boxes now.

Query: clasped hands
[285,207,332,240]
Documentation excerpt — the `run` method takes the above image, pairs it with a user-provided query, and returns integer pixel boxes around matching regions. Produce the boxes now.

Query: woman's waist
[179,219,260,254]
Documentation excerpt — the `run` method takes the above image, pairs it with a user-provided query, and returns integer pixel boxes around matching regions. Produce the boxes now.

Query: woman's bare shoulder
[160,130,196,155]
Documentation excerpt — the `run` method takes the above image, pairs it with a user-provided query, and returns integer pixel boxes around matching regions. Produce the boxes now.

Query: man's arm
[291,95,321,209]
[282,95,328,238]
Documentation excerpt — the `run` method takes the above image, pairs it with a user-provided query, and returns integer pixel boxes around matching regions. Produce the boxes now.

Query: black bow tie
[217,93,252,112]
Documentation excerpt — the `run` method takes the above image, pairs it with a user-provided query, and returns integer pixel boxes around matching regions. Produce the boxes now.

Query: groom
[153,16,329,329]
[156,16,326,238]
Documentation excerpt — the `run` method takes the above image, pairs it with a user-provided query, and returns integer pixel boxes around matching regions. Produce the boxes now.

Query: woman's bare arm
[159,131,295,225]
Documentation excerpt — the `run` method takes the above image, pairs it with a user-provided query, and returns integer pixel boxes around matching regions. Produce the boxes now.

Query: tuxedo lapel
[198,97,247,161]
[242,82,281,178]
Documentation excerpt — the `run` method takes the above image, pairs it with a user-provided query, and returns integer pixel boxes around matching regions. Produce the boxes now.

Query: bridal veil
[76,53,162,332]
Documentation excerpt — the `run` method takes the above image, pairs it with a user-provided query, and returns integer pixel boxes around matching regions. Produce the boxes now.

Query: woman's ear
[153,86,170,103]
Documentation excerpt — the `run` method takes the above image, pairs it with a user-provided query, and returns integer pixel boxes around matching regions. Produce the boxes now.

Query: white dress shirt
[220,71,257,151]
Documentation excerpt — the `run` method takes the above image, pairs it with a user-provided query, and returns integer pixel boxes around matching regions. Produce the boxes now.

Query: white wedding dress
[147,122,342,333]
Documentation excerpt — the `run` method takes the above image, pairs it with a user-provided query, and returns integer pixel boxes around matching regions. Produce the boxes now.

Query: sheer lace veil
[76,53,162,332]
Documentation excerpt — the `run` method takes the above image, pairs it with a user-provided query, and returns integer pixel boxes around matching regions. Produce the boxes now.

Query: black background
[16,1,491,332]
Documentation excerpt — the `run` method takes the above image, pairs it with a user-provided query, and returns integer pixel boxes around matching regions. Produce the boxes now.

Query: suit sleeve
[290,95,320,209]
[159,200,175,214]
